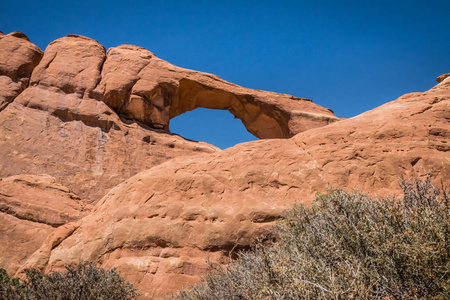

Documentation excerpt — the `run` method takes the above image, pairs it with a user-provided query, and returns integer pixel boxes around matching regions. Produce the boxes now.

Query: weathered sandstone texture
[0,31,42,111]
[0,174,91,274]
[90,44,338,138]
[0,33,337,203]
[19,77,450,298]
[1,31,448,299]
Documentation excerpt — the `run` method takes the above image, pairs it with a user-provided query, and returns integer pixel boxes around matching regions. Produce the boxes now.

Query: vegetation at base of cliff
[0,261,139,300]
[175,174,449,299]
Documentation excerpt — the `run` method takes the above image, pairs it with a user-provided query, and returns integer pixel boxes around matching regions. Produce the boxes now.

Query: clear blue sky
[2,1,449,149]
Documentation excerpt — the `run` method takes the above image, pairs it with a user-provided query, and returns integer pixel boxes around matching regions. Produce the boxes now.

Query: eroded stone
[0,174,90,274]
[0,31,43,110]
[19,78,450,299]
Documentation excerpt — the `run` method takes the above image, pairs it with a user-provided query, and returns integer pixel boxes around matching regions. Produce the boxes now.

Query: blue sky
[2,1,449,149]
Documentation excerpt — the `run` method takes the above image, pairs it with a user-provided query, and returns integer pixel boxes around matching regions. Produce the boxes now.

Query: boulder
[30,35,105,96]
[437,73,450,83]
[0,31,43,81]
[0,31,43,110]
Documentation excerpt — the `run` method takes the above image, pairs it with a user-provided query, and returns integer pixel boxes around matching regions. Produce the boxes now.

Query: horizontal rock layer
[0,174,90,274]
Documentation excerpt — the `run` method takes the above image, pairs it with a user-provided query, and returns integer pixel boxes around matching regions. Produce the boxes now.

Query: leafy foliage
[175,174,449,299]
[0,261,139,300]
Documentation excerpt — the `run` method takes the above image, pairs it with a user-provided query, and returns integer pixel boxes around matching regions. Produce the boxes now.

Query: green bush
[175,175,449,299]
[0,261,139,300]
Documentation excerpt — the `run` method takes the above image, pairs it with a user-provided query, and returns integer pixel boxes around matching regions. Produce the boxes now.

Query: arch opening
[168,79,289,139]
[109,78,292,139]
[170,107,258,149]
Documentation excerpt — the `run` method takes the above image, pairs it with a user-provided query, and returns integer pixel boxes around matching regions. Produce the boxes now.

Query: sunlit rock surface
[0,32,448,299]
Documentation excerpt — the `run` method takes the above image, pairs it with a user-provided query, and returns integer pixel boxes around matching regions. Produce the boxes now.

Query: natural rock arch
[169,79,287,139]
[26,37,338,140]
[92,43,338,139]
[117,78,297,139]
[169,107,259,149]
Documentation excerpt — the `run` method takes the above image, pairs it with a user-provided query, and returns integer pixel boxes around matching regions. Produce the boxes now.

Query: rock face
[0,32,449,299]
[0,31,42,110]
[0,174,91,274]
[18,77,450,298]
[0,33,337,203]
[0,99,218,203]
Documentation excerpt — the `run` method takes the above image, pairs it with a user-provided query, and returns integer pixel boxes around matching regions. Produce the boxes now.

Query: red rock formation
[1,32,448,299]
[437,72,450,83]
[92,44,338,138]
[0,33,336,203]
[0,175,91,274]
[18,78,450,299]
[0,31,42,110]
[0,34,217,203]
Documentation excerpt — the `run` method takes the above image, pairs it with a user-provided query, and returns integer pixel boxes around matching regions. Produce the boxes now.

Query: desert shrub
[0,261,139,300]
[0,268,24,300]
[175,174,449,299]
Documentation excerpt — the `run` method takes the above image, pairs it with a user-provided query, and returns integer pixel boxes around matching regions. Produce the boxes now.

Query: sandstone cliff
[0,31,449,299]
